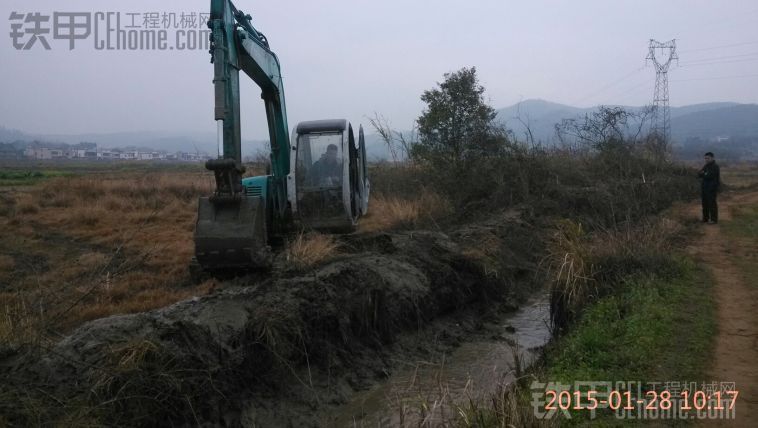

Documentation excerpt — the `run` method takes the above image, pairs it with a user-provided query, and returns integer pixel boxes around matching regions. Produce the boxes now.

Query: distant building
[24,147,60,159]
[18,141,206,162]
[24,147,42,159]
[181,152,201,161]
[70,142,98,159]
[69,149,97,159]
[97,150,120,160]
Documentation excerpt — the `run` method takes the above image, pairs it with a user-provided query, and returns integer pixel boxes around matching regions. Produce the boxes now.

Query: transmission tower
[646,39,678,143]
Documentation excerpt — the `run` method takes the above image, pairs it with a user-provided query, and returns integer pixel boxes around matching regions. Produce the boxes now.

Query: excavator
[193,0,370,272]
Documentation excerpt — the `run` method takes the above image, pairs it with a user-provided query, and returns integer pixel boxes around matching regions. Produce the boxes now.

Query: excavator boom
[194,0,369,273]
[195,0,289,271]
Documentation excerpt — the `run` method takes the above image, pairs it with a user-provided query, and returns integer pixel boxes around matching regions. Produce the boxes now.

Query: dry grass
[592,217,683,262]
[387,356,548,428]
[460,232,503,277]
[458,381,553,428]
[0,255,13,282]
[722,161,758,189]
[0,171,217,346]
[0,169,448,346]
[544,219,596,329]
[546,216,683,330]
[14,197,39,215]
[359,190,452,233]
[283,232,340,269]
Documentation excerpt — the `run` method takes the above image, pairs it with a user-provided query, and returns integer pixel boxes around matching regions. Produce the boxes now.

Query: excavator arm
[194,0,289,271]
[207,0,289,212]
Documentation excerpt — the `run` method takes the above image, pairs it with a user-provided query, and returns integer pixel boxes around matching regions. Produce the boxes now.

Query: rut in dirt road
[689,191,758,426]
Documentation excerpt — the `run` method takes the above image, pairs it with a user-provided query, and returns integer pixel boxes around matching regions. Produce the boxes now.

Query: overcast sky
[1,0,757,139]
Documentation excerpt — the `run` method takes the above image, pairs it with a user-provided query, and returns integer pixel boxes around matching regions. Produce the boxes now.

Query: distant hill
[496,100,593,142]
[0,128,270,156]
[2,100,756,159]
[668,102,741,119]
[495,99,758,144]
[671,104,758,139]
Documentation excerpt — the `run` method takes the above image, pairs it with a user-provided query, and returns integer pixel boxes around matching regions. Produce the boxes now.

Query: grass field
[543,258,716,425]
[0,170,74,186]
[0,158,744,426]
[0,162,436,346]
[722,198,758,287]
[721,161,758,189]
[0,165,218,344]
[704,160,758,287]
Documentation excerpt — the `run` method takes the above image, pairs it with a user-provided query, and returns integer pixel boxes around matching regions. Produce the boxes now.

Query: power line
[611,80,653,100]
[571,66,646,106]
[678,57,758,68]
[566,40,756,110]
[679,51,758,65]
[671,73,758,83]
[678,40,758,54]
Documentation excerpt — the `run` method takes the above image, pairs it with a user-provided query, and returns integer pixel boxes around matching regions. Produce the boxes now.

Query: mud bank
[0,214,545,426]
[325,292,552,426]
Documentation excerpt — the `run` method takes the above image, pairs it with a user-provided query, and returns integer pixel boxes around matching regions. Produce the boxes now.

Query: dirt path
[688,191,758,426]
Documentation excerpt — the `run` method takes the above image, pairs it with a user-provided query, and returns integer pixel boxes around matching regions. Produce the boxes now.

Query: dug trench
[0,210,548,427]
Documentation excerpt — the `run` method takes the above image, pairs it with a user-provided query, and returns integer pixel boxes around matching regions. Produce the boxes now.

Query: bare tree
[513,101,536,147]
[367,112,417,165]
[368,112,398,164]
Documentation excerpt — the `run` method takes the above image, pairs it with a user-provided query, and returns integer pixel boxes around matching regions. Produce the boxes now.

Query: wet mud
[0,213,550,427]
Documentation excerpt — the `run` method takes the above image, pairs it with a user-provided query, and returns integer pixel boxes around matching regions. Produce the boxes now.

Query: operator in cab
[309,143,342,186]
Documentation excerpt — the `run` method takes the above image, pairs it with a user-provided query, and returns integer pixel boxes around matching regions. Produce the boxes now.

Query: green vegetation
[414,67,501,172]
[722,200,758,287]
[0,170,73,186]
[723,202,758,240]
[546,258,716,424]
[0,162,209,186]
[453,256,717,427]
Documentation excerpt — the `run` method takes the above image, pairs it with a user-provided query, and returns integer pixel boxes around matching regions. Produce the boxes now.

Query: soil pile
[0,217,543,426]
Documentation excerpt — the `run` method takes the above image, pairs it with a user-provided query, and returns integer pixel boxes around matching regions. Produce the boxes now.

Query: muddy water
[325,293,552,427]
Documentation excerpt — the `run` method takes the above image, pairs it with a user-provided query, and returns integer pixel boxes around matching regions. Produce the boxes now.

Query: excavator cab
[289,119,369,231]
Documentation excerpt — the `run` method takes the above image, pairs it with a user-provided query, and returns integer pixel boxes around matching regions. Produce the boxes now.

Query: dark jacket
[698,162,720,192]
[309,155,342,184]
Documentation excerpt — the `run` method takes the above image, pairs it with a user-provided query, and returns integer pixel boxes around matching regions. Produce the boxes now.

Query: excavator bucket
[194,196,272,270]
[194,2,368,277]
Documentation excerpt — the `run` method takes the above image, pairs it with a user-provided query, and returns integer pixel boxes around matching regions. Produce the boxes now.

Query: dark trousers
[702,188,718,222]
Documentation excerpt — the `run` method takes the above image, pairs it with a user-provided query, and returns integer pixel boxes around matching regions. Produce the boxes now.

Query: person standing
[698,152,721,224]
